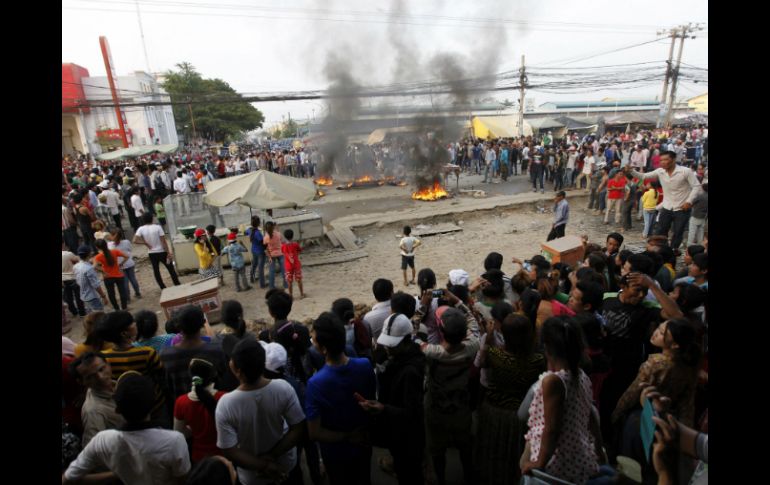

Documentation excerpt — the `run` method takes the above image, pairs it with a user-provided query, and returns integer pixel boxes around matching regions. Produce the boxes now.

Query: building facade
[62,64,178,156]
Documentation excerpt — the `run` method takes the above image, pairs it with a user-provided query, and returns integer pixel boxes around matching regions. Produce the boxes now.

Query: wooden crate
[159,277,221,323]
[541,235,585,267]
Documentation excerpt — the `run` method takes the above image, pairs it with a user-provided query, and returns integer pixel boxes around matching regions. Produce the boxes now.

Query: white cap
[377,314,413,348]
[264,342,287,373]
[448,269,470,287]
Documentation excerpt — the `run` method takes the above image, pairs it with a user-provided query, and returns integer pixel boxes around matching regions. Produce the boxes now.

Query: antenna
[135,0,152,74]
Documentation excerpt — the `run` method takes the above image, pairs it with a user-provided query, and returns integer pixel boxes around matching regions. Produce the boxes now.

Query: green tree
[162,62,264,143]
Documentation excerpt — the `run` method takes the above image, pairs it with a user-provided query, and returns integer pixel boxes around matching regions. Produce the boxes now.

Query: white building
[82,71,178,148]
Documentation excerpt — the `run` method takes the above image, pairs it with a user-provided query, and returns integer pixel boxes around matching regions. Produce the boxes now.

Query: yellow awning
[472,116,532,139]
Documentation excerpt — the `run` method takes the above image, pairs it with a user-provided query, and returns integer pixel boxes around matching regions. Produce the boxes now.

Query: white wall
[82,72,178,147]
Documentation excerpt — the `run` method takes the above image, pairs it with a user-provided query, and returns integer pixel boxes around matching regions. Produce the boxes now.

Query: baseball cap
[194,228,206,238]
[227,233,237,241]
[448,269,470,287]
[264,342,287,373]
[525,254,551,271]
[377,314,413,348]
[76,245,92,257]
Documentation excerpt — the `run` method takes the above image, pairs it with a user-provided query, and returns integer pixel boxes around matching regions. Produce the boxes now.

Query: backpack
[153,172,166,191]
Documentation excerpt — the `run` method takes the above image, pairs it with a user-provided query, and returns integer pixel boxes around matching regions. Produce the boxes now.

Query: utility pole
[187,102,197,143]
[518,55,526,138]
[656,27,678,128]
[663,23,705,129]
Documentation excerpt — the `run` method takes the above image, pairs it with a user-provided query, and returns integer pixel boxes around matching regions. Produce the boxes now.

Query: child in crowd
[399,226,422,287]
[221,233,252,292]
[282,229,305,299]
[153,196,166,227]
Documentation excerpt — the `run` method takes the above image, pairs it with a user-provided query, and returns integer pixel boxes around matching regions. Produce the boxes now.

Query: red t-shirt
[174,391,226,462]
[607,178,626,200]
[281,241,302,269]
[94,249,126,278]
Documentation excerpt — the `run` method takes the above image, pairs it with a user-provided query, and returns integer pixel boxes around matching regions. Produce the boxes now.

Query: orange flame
[316,189,325,197]
[315,176,334,186]
[354,175,374,183]
[412,181,449,201]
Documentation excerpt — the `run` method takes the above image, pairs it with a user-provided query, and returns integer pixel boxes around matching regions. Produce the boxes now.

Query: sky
[62,0,708,129]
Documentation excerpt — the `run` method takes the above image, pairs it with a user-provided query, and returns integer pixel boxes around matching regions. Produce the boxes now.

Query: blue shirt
[500,148,509,163]
[221,243,247,269]
[73,261,101,301]
[305,357,376,460]
[245,227,265,254]
[554,199,569,227]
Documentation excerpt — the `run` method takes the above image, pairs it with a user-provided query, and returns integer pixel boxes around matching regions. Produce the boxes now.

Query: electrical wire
[65,0,670,33]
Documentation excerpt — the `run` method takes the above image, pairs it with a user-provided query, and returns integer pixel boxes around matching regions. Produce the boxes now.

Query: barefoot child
[400,225,422,286]
[281,229,305,299]
[221,233,252,292]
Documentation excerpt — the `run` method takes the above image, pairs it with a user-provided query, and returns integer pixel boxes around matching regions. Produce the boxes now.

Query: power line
[66,0,670,32]
[63,2,665,34]
[530,37,669,67]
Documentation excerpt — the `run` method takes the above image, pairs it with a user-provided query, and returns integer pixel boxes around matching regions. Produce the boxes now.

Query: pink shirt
[263,231,283,257]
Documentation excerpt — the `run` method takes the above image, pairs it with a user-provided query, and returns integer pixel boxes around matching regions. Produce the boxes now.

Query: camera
[432,289,444,298]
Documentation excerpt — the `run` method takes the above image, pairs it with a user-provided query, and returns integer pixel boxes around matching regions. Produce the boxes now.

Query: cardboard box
[541,235,585,267]
[159,277,221,323]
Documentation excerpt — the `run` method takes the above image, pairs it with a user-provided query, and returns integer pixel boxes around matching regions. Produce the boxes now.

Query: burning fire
[316,189,325,197]
[383,176,408,187]
[315,176,334,186]
[412,181,449,201]
[354,175,374,183]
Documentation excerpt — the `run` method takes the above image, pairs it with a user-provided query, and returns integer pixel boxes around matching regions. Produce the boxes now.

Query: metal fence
[163,193,254,238]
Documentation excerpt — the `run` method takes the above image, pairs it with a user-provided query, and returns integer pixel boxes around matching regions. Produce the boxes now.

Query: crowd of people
[62,228,709,484]
[62,126,708,485]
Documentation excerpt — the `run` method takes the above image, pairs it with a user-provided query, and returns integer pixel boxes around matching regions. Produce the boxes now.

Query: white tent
[203,170,317,210]
[95,144,178,160]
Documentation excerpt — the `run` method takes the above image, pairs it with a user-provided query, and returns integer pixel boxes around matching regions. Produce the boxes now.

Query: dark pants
[63,281,86,316]
[622,199,634,230]
[80,223,95,249]
[554,168,564,191]
[250,252,266,287]
[588,188,599,209]
[104,276,128,311]
[547,224,566,241]
[531,163,544,189]
[148,252,181,289]
[654,208,691,250]
[63,227,80,253]
[127,210,139,231]
[112,213,122,230]
[323,449,372,485]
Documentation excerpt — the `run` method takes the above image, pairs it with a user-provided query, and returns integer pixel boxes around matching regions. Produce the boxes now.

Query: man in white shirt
[483,144,496,184]
[363,278,394,343]
[102,186,123,229]
[172,172,191,216]
[576,148,595,192]
[62,373,190,485]
[216,339,306,485]
[630,145,646,170]
[133,213,181,289]
[130,187,145,220]
[627,150,701,252]
[183,168,196,192]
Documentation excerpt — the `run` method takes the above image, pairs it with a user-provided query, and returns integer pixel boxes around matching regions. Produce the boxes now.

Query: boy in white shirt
[399,225,422,287]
